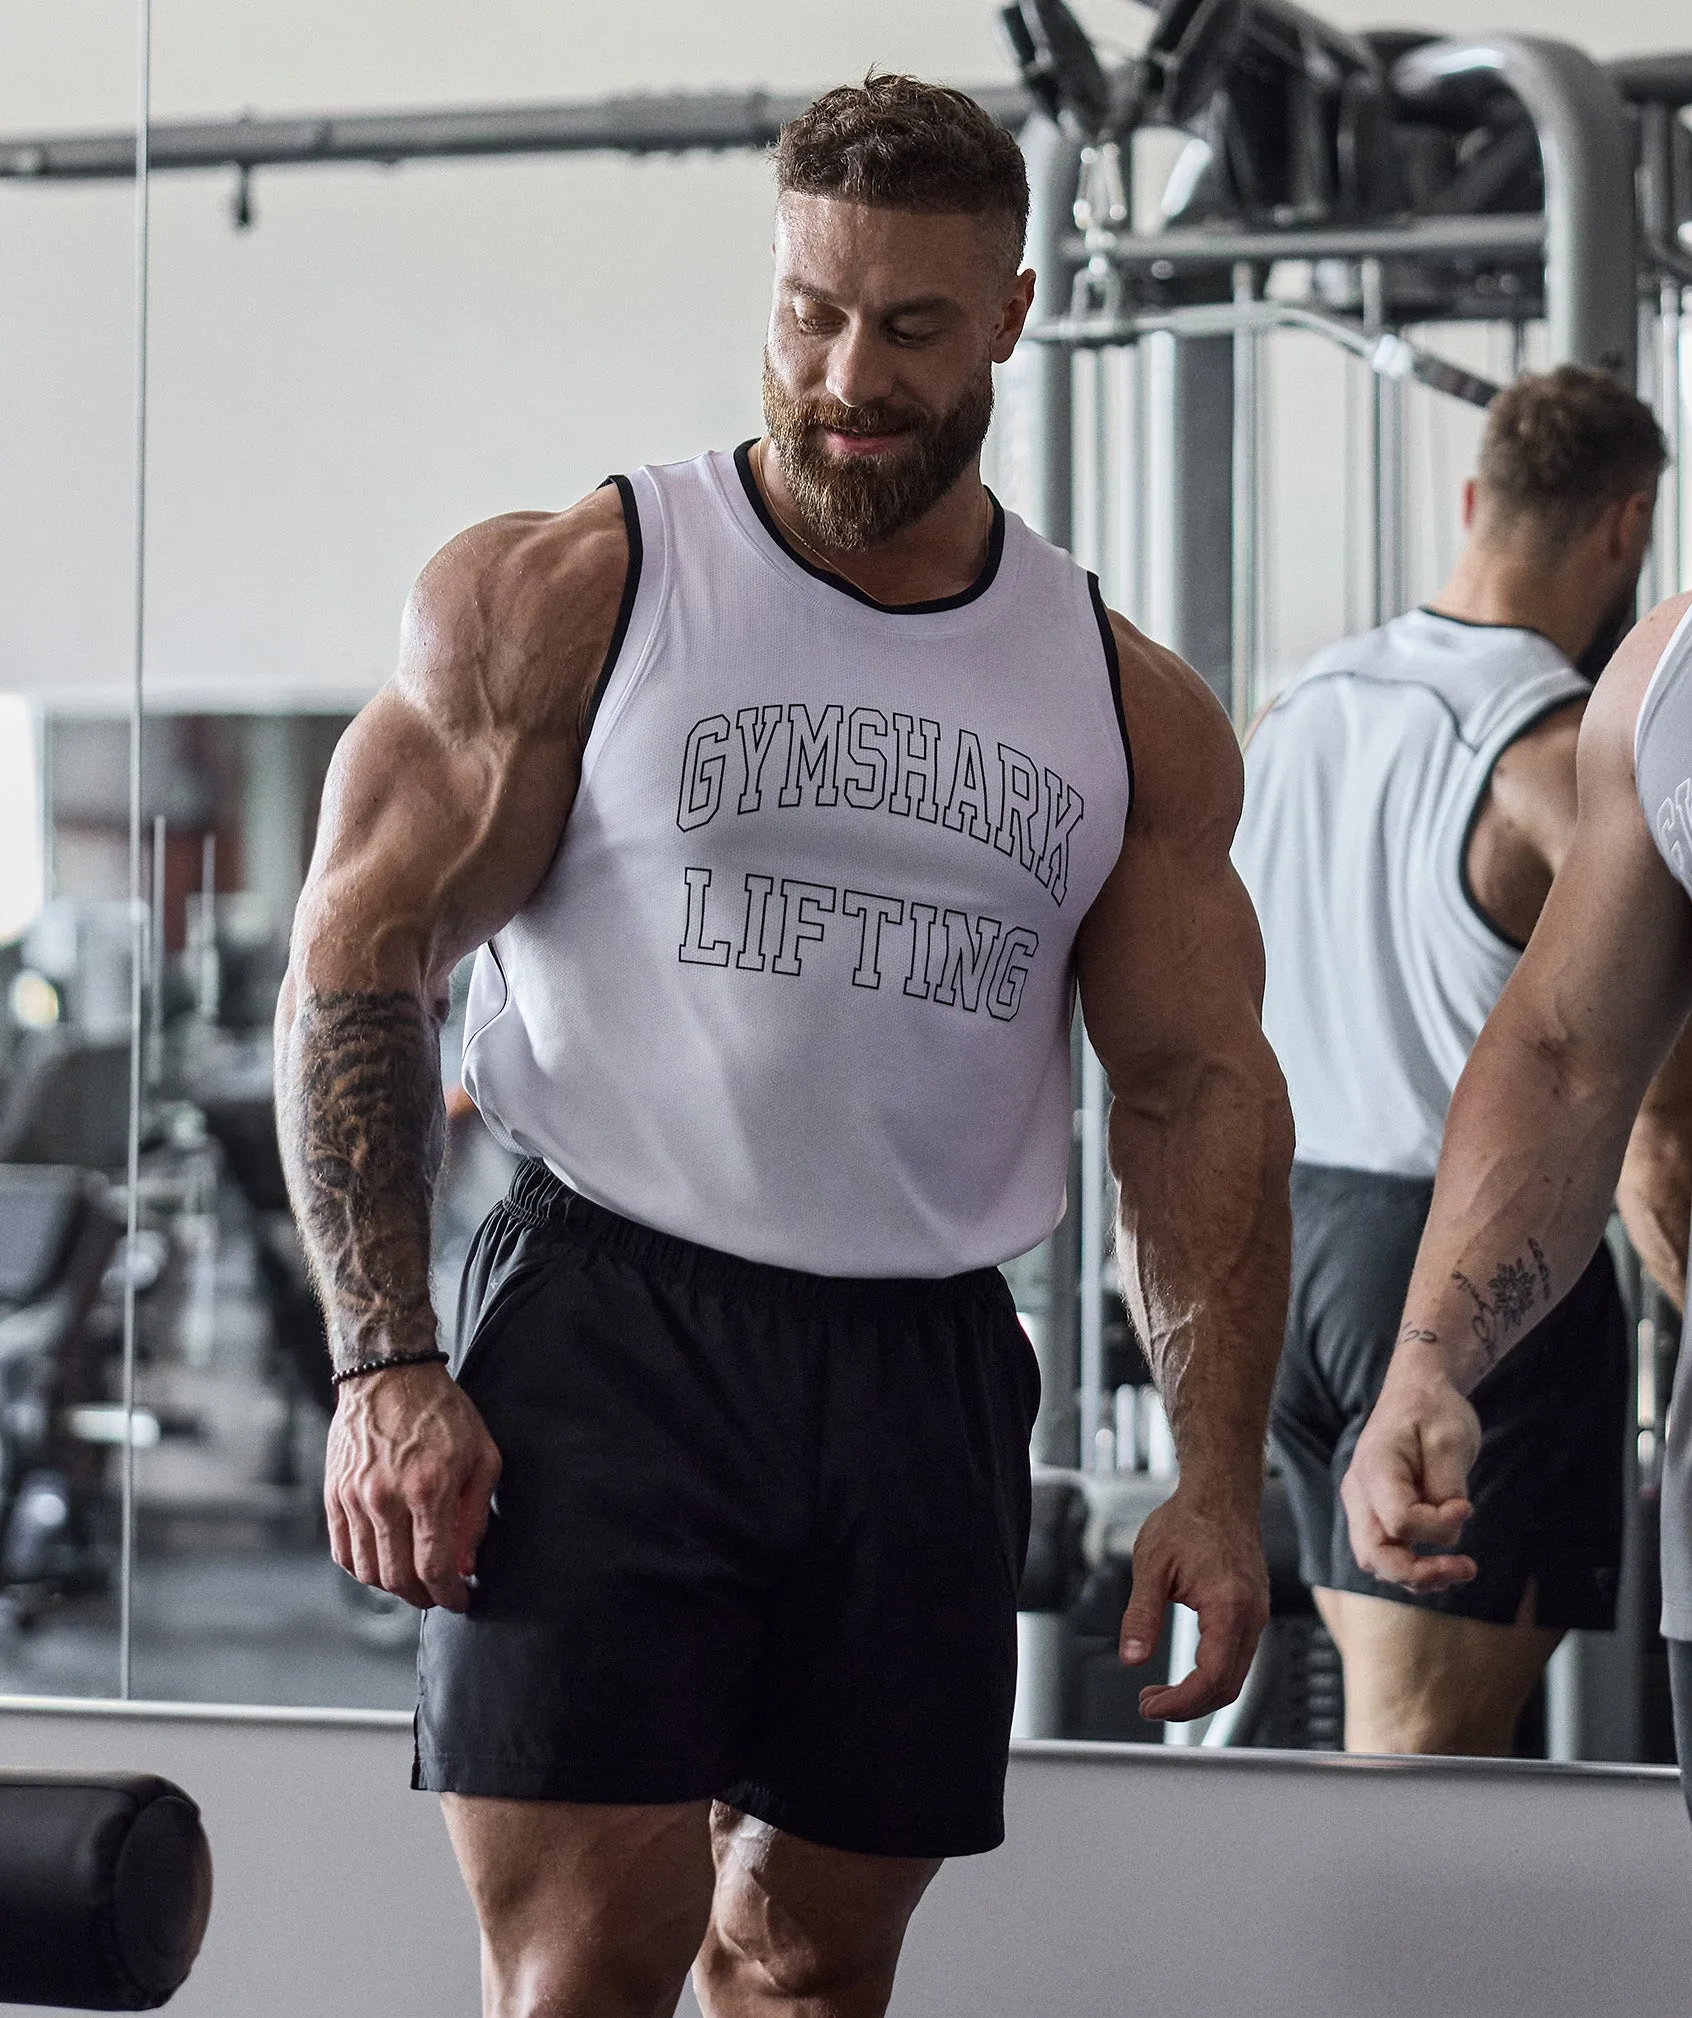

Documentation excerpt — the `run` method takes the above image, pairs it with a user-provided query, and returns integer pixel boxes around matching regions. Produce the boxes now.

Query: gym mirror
[0,1,1685,1779]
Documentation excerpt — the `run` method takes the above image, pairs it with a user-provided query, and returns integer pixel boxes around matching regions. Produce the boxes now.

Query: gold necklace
[754,438,990,604]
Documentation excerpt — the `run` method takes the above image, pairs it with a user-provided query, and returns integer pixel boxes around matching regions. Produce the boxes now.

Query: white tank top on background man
[461,446,1132,1278]
[1234,607,1588,1178]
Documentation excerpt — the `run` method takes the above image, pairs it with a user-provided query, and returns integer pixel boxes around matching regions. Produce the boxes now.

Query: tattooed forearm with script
[277,988,446,1373]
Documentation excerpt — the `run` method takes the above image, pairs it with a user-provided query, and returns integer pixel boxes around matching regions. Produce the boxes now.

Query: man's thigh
[1316,1586,1562,1756]
[442,1794,715,2018]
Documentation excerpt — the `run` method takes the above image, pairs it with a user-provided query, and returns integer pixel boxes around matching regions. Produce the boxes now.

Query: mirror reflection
[0,704,524,1704]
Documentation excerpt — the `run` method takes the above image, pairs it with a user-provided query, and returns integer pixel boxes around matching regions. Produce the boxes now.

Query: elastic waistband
[502,1160,1008,1316]
[1291,1159,1436,1206]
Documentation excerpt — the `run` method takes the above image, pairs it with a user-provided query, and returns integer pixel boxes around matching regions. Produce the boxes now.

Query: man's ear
[1459,477,1478,531]
[991,268,1038,364]
[1613,488,1657,562]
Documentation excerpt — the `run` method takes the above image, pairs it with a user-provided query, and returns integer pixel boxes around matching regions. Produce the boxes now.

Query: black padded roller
[0,1772,212,2010]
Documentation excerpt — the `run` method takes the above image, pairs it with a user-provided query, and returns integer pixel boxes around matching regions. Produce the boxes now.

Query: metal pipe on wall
[1230,264,1262,734]
[1392,37,1637,379]
[1009,113,1080,553]
[1663,283,1686,598]
[1642,103,1689,598]
[1361,261,1407,626]
[1010,113,1083,1482]
[1078,1040,1109,1472]
[1057,214,1546,271]
[0,86,1031,180]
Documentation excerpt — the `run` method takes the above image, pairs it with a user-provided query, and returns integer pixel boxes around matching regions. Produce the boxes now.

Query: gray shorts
[1272,1162,1629,1631]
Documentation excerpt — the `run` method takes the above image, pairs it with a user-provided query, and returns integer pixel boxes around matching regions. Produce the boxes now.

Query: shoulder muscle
[397,482,631,748]
[1109,609,1243,855]
[1583,590,1692,795]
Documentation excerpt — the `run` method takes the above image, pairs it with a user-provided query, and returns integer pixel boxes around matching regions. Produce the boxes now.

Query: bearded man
[277,75,1292,2018]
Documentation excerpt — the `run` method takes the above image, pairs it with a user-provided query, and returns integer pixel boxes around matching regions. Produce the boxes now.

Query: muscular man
[1344,579,1692,1790]
[276,77,1291,2018]
[1233,367,1665,1755]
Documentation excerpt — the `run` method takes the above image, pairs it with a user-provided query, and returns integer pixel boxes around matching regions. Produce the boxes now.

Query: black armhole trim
[1458,687,1590,952]
[583,473,643,740]
[1088,574,1134,808]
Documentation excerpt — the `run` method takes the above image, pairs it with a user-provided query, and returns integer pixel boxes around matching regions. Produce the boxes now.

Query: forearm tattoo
[1451,1235,1553,1373]
[279,988,445,1373]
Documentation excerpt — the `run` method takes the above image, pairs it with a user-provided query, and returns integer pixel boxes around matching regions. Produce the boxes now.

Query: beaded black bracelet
[330,1347,450,1387]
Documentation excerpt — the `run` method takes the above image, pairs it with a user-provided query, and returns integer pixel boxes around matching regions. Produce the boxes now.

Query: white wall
[2,1703,1691,2018]
[1,0,1687,710]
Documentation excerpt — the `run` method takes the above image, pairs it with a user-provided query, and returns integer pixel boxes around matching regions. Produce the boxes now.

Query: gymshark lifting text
[677,868,1040,1022]
[675,704,1087,906]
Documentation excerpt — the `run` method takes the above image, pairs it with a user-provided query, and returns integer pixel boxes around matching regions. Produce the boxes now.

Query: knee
[486,1937,688,2018]
[476,1886,699,2018]
[1346,1670,1521,1758]
[702,1869,897,2006]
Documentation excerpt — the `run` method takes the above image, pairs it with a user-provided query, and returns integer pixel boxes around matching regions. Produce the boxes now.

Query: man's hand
[326,1362,502,1613]
[1119,1487,1270,1722]
[1340,1342,1480,1592]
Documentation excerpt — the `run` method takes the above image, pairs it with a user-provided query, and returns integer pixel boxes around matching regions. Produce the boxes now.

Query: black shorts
[1271,1162,1628,1631]
[413,1160,1041,1859]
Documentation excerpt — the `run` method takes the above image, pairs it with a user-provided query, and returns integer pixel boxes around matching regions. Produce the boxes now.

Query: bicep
[1075,659,1272,1099]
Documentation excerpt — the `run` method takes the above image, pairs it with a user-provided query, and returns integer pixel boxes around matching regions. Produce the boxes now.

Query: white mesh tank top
[460,446,1132,1276]
[1233,608,1587,1178]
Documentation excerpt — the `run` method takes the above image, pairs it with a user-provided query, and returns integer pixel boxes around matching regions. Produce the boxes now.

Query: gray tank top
[1633,602,1692,898]
[1630,599,1692,1638]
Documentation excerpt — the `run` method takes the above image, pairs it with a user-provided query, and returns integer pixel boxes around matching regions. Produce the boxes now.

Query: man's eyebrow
[780,281,962,319]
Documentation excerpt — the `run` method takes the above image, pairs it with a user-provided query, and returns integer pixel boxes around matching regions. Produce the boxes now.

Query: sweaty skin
[1342,591,1692,1594]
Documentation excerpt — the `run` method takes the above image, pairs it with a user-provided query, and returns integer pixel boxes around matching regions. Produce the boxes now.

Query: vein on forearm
[1111,1049,1292,1496]
[278,987,445,1372]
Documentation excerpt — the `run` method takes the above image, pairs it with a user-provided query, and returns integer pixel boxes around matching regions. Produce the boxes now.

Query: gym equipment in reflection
[992,0,1690,1757]
[0,1166,120,1618]
[0,1770,211,2009]
[0,714,515,1693]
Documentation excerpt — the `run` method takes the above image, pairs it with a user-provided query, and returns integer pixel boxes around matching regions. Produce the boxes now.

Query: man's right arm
[1342,594,1692,1590]
[276,487,629,1610]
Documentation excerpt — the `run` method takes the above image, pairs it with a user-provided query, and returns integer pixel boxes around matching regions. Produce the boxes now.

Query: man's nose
[825,322,898,411]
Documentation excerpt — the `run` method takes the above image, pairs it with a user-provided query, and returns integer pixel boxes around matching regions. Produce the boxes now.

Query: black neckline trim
[1417,605,1561,652]
[732,440,1004,614]
[583,473,643,738]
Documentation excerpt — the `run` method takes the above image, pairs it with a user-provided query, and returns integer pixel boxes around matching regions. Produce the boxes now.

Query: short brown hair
[774,74,1029,270]
[1478,364,1667,545]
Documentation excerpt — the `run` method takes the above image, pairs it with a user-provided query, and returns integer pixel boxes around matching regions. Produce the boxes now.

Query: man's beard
[761,352,994,553]
[1577,577,1643,680]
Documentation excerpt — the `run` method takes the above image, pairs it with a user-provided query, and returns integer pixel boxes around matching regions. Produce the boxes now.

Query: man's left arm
[1076,615,1295,1722]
